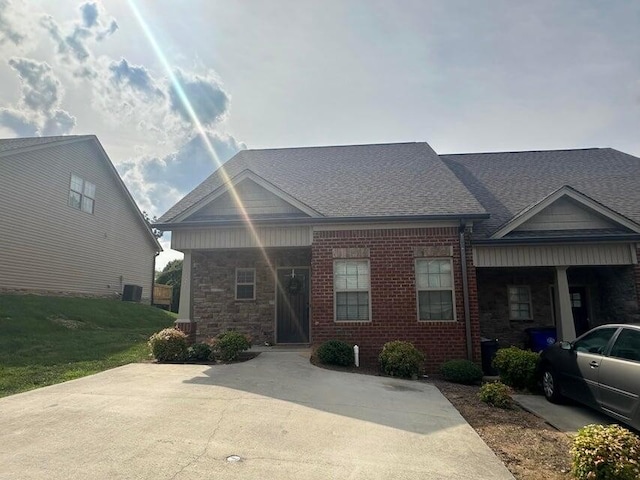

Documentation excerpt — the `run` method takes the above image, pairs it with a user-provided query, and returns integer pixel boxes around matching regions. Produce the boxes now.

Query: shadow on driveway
[184,350,460,435]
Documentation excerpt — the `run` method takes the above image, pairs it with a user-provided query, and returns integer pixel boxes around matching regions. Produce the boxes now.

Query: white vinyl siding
[334,259,370,321]
[416,258,455,321]
[473,244,637,267]
[515,197,617,232]
[188,179,306,220]
[508,285,532,320]
[172,226,312,249]
[235,268,256,300]
[0,139,157,301]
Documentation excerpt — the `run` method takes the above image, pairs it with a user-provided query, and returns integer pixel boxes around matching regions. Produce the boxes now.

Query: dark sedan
[539,324,640,430]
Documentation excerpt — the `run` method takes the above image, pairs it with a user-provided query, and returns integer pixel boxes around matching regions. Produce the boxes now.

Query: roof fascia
[154,212,490,230]
[491,185,640,239]
[171,169,323,223]
[475,234,640,245]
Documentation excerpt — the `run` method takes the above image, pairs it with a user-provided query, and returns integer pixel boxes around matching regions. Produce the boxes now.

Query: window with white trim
[69,174,96,214]
[334,259,370,321]
[508,285,532,320]
[416,259,455,321]
[235,268,256,300]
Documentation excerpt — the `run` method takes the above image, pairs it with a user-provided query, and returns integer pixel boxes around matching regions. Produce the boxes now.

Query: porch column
[175,250,196,343]
[554,266,576,341]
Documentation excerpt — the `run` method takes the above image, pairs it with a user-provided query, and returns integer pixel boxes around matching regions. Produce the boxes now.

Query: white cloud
[119,131,245,217]
[8,57,61,111]
[0,57,75,136]
[169,68,229,126]
[0,0,24,46]
[0,107,38,136]
[39,1,117,78]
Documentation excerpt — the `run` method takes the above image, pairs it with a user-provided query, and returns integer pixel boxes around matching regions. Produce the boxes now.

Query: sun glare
[127,1,304,336]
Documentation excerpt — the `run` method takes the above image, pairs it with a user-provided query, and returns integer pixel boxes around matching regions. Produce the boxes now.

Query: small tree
[156,259,182,313]
[142,211,163,239]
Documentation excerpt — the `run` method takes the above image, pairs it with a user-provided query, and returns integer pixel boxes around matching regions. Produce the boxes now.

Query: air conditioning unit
[122,284,143,302]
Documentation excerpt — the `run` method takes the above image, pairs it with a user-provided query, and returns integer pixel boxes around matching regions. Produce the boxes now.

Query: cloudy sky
[1,1,639,268]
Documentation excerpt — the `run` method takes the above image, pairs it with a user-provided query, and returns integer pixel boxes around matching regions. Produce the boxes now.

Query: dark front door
[276,267,310,344]
[570,286,590,337]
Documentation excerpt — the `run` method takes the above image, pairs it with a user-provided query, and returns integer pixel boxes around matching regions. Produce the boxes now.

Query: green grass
[0,295,175,397]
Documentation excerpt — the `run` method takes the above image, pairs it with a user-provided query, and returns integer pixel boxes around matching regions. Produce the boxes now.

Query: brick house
[156,143,640,370]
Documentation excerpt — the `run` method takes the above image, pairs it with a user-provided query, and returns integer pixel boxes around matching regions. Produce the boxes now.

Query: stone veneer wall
[595,265,640,324]
[191,248,311,344]
[635,245,640,319]
[476,268,555,348]
[310,227,480,373]
[478,264,640,348]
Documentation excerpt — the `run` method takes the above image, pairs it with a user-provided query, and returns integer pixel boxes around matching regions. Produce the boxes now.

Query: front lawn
[0,295,175,397]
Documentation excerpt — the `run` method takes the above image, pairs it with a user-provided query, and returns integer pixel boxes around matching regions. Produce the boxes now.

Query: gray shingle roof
[441,148,640,238]
[159,142,487,222]
[0,135,94,155]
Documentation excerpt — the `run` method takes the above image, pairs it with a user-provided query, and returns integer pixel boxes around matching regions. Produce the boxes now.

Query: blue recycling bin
[525,327,557,352]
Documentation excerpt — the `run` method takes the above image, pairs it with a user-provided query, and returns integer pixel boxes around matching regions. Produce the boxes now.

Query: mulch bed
[154,351,261,365]
[429,377,573,480]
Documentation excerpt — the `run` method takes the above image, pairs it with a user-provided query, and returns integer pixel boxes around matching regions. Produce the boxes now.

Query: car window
[573,328,618,354]
[609,329,640,362]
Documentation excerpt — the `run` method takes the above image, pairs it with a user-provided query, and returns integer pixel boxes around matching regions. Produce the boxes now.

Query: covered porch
[474,242,640,348]
[172,225,314,346]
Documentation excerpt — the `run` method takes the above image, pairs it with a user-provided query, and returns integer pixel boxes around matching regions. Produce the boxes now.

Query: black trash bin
[525,327,557,352]
[481,338,499,376]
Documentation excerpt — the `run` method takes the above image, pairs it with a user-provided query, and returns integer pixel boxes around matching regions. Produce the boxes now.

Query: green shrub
[149,328,188,362]
[379,340,425,378]
[316,340,354,366]
[186,342,213,362]
[492,346,540,390]
[478,381,512,409]
[214,331,251,362]
[440,359,484,385]
[571,424,640,480]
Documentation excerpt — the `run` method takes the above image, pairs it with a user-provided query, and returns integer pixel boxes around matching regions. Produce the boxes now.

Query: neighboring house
[0,135,161,302]
[156,142,640,370]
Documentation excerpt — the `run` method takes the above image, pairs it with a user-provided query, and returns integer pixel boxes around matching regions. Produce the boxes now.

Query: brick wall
[191,248,310,344]
[310,227,479,372]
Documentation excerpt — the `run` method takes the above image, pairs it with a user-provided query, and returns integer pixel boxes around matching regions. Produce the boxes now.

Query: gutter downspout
[459,221,473,361]
[151,251,159,306]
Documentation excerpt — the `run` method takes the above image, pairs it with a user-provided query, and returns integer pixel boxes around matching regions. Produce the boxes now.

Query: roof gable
[492,185,640,239]
[441,148,640,238]
[175,170,321,222]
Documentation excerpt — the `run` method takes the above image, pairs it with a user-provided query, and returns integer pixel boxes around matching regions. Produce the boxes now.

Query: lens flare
[127,1,305,340]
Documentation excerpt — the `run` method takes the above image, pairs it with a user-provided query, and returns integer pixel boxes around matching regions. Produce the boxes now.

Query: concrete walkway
[514,394,612,434]
[0,351,514,479]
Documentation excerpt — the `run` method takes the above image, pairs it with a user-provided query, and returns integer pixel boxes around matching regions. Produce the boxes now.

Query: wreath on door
[287,276,302,295]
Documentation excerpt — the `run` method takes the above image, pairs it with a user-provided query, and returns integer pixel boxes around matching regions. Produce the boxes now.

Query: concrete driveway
[0,350,514,480]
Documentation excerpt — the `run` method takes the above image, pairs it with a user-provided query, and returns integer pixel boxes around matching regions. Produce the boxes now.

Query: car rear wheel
[542,367,563,403]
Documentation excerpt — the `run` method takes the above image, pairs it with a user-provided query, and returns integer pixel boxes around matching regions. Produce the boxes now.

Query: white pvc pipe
[354,345,359,367]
